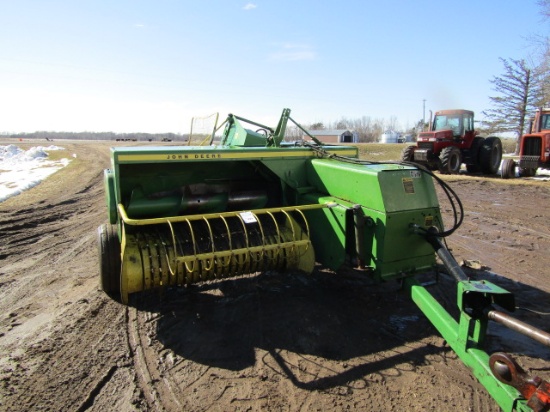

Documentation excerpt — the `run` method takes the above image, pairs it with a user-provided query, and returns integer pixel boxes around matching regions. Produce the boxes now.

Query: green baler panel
[224,122,268,146]
[373,209,440,278]
[104,169,117,224]
[301,193,438,279]
[300,159,441,279]
[306,159,440,212]
[301,201,348,270]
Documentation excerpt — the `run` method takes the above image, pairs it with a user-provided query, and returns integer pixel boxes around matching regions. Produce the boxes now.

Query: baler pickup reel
[98,108,549,411]
[115,203,328,302]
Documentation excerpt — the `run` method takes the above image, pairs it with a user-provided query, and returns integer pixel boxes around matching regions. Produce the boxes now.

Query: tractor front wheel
[500,158,516,179]
[480,137,502,175]
[519,167,537,177]
[439,146,462,174]
[401,145,415,162]
[98,223,122,302]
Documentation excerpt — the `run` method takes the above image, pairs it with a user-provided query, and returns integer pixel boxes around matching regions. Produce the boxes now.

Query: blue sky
[0,0,545,133]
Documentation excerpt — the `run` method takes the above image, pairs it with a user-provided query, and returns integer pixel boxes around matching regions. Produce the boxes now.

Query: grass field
[356,139,517,162]
[355,143,405,161]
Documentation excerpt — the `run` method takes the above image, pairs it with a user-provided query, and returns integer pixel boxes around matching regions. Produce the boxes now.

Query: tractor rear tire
[480,137,502,175]
[401,145,415,162]
[500,158,516,179]
[439,146,462,174]
[465,136,484,173]
[98,223,122,302]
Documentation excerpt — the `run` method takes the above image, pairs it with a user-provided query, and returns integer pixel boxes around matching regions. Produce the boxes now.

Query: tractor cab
[532,108,550,132]
[431,109,475,142]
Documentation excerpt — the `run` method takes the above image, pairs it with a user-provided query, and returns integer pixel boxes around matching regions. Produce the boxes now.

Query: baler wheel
[480,137,502,175]
[500,158,516,179]
[439,146,462,174]
[98,224,122,302]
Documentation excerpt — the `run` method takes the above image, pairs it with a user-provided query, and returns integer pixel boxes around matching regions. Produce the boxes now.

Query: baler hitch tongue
[427,228,550,346]
[421,227,550,410]
[490,353,550,412]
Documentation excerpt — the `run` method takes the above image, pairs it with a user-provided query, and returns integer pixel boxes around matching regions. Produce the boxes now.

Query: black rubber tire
[519,167,537,177]
[500,158,516,179]
[480,137,502,175]
[97,223,122,302]
[465,136,484,173]
[439,146,462,174]
[401,145,415,162]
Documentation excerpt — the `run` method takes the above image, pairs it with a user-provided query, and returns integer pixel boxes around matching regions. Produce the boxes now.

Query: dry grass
[353,143,406,161]
[354,139,518,162]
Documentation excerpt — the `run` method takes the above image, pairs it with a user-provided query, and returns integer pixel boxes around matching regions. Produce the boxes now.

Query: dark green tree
[309,122,325,130]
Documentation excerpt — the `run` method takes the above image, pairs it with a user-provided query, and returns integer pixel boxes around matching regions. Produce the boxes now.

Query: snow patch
[0,145,71,202]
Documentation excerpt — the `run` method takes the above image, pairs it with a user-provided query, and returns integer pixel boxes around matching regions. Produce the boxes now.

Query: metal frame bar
[403,276,531,412]
[117,202,336,226]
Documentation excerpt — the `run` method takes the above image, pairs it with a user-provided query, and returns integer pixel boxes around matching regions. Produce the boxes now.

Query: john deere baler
[98,108,550,412]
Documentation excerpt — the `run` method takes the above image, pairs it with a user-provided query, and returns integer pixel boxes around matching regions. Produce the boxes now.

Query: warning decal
[402,178,415,194]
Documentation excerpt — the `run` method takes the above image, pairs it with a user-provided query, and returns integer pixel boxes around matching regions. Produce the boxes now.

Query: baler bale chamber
[98,109,550,411]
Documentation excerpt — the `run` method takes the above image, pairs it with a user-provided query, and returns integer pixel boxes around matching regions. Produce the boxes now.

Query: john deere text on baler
[98,109,549,411]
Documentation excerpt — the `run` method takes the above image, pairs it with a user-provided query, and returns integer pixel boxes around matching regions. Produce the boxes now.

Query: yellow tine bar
[183,218,198,274]
[218,215,233,269]
[235,213,252,271]
[291,207,312,255]
[265,211,282,261]
[248,211,266,263]
[201,216,215,272]
[165,220,178,277]
[174,240,311,264]
[117,202,335,226]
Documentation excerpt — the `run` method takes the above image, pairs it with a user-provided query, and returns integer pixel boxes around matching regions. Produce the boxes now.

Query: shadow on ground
[129,265,550,390]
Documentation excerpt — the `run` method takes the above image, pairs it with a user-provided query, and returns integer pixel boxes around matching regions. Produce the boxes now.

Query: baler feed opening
[117,204,326,303]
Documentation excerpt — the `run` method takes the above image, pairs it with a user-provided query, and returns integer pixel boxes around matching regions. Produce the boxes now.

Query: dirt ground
[0,140,549,412]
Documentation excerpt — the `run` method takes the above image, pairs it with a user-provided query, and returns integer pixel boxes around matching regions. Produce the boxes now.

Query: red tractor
[402,109,502,174]
[501,107,550,178]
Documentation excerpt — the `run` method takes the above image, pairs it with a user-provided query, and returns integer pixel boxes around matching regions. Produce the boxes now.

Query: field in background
[354,143,404,161]
[355,139,517,162]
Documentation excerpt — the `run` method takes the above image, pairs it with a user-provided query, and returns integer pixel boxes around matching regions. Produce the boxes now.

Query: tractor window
[464,114,474,132]
[433,115,462,137]
[542,114,550,130]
